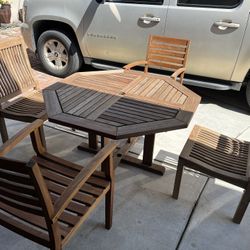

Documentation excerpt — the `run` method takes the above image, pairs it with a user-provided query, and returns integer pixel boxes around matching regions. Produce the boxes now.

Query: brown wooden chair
[124,35,190,84]
[173,125,250,224]
[0,36,47,144]
[0,119,116,249]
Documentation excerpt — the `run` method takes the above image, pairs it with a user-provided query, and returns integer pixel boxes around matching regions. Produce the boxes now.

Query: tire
[37,30,83,77]
[246,83,250,108]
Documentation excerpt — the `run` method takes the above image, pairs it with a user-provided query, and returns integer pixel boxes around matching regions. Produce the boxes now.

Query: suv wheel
[37,30,83,77]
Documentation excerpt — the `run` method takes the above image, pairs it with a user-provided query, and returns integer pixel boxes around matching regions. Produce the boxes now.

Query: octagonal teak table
[43,69,201,175]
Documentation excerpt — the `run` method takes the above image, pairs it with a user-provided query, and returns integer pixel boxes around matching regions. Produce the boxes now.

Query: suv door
[164,0,250,80]
[84,0,169,64]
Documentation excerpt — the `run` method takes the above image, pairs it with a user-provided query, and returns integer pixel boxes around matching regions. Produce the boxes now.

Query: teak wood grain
[43,69,200,175]
[124,35,190,85]
[0,36,47,144]
[173,125,250,224]
[0,119,116,249]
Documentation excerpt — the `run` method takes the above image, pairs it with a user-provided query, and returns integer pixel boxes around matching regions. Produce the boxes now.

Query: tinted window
[178,0,242,8]
[106,0,164,5]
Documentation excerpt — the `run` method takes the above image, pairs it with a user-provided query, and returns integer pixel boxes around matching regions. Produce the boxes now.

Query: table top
[43,70,201,139]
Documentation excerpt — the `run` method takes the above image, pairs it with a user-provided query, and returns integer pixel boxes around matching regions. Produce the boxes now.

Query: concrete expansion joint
[236,126,250,139]
[175,177,210,250]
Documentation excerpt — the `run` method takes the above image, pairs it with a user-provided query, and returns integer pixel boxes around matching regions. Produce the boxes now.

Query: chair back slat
[0,179,36,196]
[0,37,37,103]
[146,35,190,72]
[0,157,44,216]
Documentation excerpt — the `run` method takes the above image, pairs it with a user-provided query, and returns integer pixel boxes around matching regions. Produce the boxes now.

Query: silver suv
[20,0,250,105]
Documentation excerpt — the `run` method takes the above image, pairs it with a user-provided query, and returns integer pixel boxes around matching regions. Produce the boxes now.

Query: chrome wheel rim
[43,39,68,70]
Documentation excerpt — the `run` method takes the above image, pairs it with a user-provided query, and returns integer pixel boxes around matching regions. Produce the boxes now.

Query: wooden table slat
[86,95,121,120]
[59,87,89,105]
[62,89,94,112]
[44,70,201,174]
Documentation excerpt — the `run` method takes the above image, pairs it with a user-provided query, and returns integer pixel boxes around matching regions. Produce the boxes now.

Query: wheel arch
[36,25,84,77]
[32,20,83,56]
[243,69,250,107]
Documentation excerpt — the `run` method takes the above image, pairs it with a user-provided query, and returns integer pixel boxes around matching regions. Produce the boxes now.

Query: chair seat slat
[173,125,250,224]
[0,117,115,248]
[0,36,47,144]
[50,193,89,216]
[41,166,104,197]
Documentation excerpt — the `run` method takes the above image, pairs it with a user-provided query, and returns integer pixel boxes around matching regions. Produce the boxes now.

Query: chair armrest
[123,60,148,70]
[170,67,186,81]
[52,141,117,222]
[0,119,44,157]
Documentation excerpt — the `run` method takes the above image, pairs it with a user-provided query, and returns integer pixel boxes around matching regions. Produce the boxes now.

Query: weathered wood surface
[0,119,116,249]
[124,35,190,84]
[0,36,47,143]
[44,69,200,175]
[44,70,200,139]
[173,125,250,224]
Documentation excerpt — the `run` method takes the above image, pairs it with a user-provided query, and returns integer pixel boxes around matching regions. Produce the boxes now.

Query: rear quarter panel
[231,13,250,82]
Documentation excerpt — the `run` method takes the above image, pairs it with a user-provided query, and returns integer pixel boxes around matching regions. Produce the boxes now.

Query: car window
[106,0,164,5]
[177,0,242,8]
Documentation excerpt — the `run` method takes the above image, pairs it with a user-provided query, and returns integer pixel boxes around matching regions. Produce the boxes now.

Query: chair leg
[101,137,110,172]
[172,161,184,199]
[233,186,250,224]
[38,125,47,149]
[0,116,8,143]
[50,243,62,250]
[105,188,114,229]
[103,154,114,230]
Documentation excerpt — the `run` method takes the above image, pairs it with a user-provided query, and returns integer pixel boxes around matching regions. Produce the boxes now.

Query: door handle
[214,21,240,30]
[139,16,161,24]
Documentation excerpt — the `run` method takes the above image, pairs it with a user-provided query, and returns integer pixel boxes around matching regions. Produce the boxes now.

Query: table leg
[78,132,165,175]
[0,116,8,143]
[77,132,100,153]
[78,133,137,167]
[121,134,165,176]
[101,137,110,171]
[101,136,110,148]
[142,134,155,166]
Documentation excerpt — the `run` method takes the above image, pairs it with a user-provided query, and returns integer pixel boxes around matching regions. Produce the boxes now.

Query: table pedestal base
[77,133,165,176]
[77,136,138,167]
[121,155,165,176]
[77,142,100,154]
[77,132,100,153]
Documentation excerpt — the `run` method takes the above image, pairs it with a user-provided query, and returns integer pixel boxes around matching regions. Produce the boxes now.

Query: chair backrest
[0,156,56,248]
[0,36,38,103]
[145,35,190,74]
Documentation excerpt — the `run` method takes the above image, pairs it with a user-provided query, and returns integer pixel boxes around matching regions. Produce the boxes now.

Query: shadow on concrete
[189,86,250,115]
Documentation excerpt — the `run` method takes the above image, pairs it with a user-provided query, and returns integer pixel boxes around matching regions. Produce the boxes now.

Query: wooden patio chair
[124,35,190,84]
[0,36,47,145]
[172,125,250,224]
[0,119,117,249]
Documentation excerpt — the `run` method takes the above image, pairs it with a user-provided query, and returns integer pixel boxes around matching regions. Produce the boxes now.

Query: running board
[91,61,120,70]
[184,78,241,91]
[90,61,242,91]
